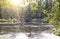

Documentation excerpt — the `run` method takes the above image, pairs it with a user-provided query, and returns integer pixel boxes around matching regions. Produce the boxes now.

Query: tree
[43,0,60,27]
[0,0,3,19]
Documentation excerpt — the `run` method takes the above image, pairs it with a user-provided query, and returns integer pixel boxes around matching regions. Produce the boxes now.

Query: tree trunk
[0,7,2,19]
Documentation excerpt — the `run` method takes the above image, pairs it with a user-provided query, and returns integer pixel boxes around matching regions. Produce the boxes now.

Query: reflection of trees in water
[20,27,40,33]
[20,26,49,37]
[21,26,50,32]
[0,24,52,35]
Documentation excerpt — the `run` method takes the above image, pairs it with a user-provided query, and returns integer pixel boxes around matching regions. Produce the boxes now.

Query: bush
[0,18,19,24]
[0,19,8,22]
[52,28,60,36]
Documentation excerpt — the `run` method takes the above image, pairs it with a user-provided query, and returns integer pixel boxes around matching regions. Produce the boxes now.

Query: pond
[0,25,60,39]
[0,30,60,39]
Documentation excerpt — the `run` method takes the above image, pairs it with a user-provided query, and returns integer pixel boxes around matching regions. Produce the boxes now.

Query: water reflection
[15,32,60,39]
[15,33,28,39]
[0,25,60,39]
[0,30,60,39]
